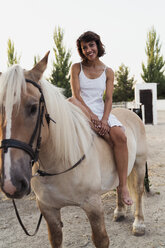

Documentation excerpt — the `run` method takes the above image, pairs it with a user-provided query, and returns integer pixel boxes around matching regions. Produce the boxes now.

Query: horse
[0,52,147,248]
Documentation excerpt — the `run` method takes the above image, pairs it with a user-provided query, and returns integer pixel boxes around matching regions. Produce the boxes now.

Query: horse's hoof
[113,208,126,222]
[132,221,145,236]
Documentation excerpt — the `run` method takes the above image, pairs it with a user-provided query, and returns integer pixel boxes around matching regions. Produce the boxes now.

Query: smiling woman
[77,31,105,61]
[70,31,133,206]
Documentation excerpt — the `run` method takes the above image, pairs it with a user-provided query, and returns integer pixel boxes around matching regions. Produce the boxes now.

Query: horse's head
[0,52,50,199]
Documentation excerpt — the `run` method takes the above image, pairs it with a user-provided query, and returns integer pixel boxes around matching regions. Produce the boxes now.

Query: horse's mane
[40,79,93,167]
[0,65,26,120]
[0,64,93,166]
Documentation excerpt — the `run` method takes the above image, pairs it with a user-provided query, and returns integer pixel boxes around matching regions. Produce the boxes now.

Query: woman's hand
[99,119,110,136]
[90,113,101,128]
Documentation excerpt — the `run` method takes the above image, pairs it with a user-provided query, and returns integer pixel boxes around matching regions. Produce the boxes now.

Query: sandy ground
[0,111,165,248]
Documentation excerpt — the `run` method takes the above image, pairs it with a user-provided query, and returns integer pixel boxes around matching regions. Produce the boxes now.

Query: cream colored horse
[0,53,147,248]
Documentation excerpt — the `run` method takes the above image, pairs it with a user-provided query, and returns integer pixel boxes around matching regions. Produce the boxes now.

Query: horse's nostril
[20,178,28,191]
[2,177,30,199]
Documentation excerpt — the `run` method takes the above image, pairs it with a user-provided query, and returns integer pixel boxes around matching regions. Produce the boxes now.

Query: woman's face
[80,40,98,61]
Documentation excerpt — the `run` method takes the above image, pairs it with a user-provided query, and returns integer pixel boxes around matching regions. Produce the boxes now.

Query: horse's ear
[30,51,50,82]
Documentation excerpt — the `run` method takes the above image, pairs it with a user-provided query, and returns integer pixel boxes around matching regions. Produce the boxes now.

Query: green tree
[141,27,165,99]
[50,27,72,98]
[7,39,21,67]
[113,64,135,102]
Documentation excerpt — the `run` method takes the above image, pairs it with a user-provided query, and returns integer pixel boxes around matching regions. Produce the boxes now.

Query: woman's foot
[117,186,133,205]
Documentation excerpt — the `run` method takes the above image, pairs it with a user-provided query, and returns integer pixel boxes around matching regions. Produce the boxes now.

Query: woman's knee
[68,96,76,103]
[110,127,127,146]
[68,97,81,107]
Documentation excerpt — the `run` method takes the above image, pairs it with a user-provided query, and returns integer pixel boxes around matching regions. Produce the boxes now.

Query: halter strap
[35,134,94,177]
[36,154,86,177]
[25,79,42,93]
[1,139,35,158]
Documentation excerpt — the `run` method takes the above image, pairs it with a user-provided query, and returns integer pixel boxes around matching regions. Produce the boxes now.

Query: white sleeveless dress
[79,63,123,127]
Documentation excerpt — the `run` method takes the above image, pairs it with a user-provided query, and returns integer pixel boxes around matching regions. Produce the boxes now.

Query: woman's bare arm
[70,63,100,125]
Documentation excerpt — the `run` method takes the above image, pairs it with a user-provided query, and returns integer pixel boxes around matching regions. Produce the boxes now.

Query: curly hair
[76,31,105,60]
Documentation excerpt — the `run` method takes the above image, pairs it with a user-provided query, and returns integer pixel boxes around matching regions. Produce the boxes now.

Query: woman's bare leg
[110,126,133,205]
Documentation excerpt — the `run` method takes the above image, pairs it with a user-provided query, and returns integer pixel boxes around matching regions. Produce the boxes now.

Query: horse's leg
[128,157,146,236]
[113,188,126,221]
[37,200,63,248]
[82,195,109,248]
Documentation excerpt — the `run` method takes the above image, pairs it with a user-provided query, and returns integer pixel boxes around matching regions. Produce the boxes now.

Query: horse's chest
[32,179,78,207]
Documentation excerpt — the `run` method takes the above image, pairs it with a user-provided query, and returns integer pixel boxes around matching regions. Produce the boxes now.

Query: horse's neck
[39,140,70,173]
[40,86,94,172]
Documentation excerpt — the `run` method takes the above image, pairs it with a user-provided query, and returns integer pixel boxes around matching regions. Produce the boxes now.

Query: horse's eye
[30,104,37,116]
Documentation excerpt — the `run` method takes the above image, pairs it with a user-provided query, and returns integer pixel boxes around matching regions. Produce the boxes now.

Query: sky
[0,0,165,83]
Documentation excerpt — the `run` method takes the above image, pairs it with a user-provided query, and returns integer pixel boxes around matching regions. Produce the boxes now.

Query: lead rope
[12,199,42,236]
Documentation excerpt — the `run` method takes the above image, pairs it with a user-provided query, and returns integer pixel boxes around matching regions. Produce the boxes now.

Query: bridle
[0,79,47,166]
[0,78,87,236]
[0,78,86,175]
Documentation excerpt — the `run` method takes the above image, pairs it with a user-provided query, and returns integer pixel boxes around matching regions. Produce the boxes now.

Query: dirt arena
[0,111,165,248]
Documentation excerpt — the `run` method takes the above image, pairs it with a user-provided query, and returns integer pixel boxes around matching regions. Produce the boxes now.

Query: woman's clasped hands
[91,114,110,137]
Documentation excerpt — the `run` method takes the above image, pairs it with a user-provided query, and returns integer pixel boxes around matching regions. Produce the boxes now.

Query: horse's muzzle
[2,177,31,199]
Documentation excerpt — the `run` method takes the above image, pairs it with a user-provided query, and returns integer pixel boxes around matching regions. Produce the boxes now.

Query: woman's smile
[81,41,98,60]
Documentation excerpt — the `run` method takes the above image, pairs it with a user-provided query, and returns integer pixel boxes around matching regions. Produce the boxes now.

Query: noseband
[0,79,51,166]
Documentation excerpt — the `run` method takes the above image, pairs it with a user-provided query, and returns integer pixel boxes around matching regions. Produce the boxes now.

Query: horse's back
[112,108,147,159]
[112,108,145,131]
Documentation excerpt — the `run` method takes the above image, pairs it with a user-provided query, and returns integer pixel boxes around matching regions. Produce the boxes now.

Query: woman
[69,31,133,205]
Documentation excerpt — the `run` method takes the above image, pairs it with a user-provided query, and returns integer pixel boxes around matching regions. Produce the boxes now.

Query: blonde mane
[0,65,26,120]
[0,64,93,167]
[40,79,93,167]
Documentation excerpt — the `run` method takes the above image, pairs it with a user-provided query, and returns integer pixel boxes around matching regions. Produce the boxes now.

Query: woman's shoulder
[105,66,114,80]
[105,66,114,75]
[71,63,81,73]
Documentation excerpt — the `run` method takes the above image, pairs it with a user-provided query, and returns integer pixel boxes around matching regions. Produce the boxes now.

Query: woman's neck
[83,58,101,68]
